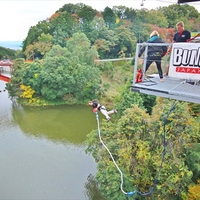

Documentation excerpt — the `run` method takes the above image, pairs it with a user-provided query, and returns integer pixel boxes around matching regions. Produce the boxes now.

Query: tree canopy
[86,98,200,199]
[20,3,200,60]
[7,33,101,104]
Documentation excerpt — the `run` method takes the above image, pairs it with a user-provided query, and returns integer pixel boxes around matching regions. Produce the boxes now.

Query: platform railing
[132,43,172,85]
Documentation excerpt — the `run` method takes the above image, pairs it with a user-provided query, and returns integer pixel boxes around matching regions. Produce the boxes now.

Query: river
[0,81,103,199]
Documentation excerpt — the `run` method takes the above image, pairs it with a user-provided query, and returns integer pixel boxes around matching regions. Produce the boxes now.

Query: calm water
[0,81,102,199]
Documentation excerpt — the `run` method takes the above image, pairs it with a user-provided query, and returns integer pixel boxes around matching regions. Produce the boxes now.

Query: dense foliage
[6,33,101,104]
[21,3,200,60]
[86,98,200,199]
[0,46,16,60]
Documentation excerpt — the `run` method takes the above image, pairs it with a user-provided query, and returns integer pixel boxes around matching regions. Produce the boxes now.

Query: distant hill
[0,46,16,60]
[0,41,22,50]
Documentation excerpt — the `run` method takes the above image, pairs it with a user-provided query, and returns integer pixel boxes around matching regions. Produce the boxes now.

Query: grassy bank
[99,60,133,108]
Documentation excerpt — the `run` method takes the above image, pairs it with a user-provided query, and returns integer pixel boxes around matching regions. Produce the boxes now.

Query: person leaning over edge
[138,30,167,82]
[173,21,191,43]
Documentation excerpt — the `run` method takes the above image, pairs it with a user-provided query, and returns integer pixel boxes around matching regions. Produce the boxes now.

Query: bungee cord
[94,101,178,197]
[95,112,127,195]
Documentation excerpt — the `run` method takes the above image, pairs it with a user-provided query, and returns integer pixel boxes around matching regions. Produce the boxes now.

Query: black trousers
[145,55,163,79]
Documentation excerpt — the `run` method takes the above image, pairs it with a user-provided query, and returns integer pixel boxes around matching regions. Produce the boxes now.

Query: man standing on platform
[173,21,191,43]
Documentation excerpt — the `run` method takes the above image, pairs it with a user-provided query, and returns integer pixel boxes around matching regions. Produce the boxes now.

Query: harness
[148,52,162,57]
[98,105,106,111]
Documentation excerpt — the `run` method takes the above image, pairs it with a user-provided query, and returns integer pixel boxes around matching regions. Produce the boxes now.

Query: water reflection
[0,81,104,199]
[11,104,97,145]
[85,174,105,200]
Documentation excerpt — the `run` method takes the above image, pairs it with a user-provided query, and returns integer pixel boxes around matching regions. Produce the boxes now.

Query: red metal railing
[0,74,10,82]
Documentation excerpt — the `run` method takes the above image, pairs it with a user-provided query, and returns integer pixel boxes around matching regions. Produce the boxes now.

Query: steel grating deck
[131,75,200,104]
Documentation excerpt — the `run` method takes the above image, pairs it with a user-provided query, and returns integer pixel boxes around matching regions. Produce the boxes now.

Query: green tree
[0,46,16,60]
[124,7,137,20]
[159,4,199,28]
[192,16,200,31]
[35,33,53,57]
[131,19,151,43]
[93,25,119,59]
[113,25,137,57]
[40,33,101,101]
[24,33,53,60]
[186,143,200,182]
[22,20,50,52]
[14,49,24,59]
[6,58,27,99]
[66,32,98,66]
[112,6,129,19]
[38,33,52,43]
[102,7,116,29]
[52,28,67,47]
[65,33,101,100]
[115,79,144,116]
[139,93,156,115]
[145,9,168,28]
[21,60,42,95]
[77,4,98,22]
[49,11,76,38]
[85,16,108,44]
[86,98,199,199]
[40,45,72,100]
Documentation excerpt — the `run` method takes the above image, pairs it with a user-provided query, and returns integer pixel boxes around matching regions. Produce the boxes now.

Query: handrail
[95,57,133,62]
[132,43,172,86]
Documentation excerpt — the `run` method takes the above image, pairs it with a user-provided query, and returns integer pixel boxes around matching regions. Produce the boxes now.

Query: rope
[94,112,127,195]
[94,101,177,197]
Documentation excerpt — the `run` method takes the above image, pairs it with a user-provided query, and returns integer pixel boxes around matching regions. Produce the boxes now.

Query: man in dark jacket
[138,30,167,81]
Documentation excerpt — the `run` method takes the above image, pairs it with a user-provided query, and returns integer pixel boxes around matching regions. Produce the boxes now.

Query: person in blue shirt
[88,100,117,122]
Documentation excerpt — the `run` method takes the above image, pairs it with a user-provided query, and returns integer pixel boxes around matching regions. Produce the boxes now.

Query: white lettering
[190,48,200,66]
[182,49,190,66]
[173,47,200,67]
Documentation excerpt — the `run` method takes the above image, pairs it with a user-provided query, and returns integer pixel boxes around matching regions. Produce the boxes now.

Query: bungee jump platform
[131,75,200,104]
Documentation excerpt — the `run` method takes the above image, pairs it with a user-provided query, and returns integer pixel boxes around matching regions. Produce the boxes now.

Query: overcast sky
[1,0,200,41]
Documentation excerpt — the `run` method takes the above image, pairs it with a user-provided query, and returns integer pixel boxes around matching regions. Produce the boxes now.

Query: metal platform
[131,43,200,104]
[131,75,200,104]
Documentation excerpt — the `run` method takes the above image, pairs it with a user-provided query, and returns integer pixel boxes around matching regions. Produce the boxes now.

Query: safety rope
[95,112,127,195]
[94,101,177,197]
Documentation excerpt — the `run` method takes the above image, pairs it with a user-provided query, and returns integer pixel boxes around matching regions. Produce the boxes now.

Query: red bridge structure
[0,60,12,82]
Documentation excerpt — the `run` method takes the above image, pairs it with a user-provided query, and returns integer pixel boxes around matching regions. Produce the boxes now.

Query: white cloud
[1,0,200,41]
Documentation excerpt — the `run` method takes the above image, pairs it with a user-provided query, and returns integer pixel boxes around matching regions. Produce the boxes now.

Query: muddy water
[0,81,103,199]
